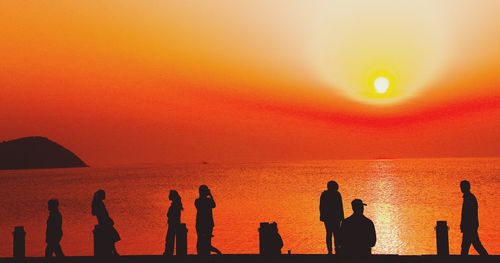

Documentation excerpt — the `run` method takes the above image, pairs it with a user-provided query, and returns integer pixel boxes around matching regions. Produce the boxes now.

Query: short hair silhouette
[460,180,471,193]
[327,181,339,191]
[199,185,210,196]
[48,199,59,211]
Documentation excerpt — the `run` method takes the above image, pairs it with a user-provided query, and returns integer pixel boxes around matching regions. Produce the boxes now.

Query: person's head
[169,190,183,210]
[48,199,59,212]
[199,185,210,197]
[92,189,106,216]
[327,181,339,191]
[271,222,278,232]
[351,199,367,215]
[460,180,471,193]
[93,189,106,202]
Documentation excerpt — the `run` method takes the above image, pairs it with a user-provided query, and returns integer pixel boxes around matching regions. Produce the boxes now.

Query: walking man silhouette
[320,180,344,254]
[460,180,488,255]
[45,199,64,257]
[339,199,376,255]
[195,185,222,255]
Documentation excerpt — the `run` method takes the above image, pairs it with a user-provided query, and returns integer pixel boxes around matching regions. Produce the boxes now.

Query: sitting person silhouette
[460,180,488,255]
[339,199,376,255]
[164,190,184,255]
[45,199,64,257]
[195,185,222,255]
[268,222,283,255]
[320,180,344,254]
[92,189,121,256]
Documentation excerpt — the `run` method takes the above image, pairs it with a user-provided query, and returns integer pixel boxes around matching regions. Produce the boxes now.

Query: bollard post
[258,222,270,255]
[176,223,188,256]
[435,221,449,255]
[13,226,25,259]
[93,225,107,257]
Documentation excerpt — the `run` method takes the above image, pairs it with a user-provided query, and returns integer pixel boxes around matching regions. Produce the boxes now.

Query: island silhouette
[0,136,87,170]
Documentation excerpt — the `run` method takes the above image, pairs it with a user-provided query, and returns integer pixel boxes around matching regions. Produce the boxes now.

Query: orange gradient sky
[1,0,500,165]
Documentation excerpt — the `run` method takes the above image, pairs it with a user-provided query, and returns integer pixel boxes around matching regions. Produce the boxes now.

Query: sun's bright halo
[374,76,390,94]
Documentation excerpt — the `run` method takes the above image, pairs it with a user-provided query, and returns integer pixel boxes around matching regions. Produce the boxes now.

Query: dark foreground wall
[0,255,498,263]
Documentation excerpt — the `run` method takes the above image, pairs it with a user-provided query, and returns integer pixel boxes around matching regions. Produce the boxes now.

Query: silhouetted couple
[163,185,221,255]
[460,180,488,256]
[320,181,376,255]
[92,189,121,256]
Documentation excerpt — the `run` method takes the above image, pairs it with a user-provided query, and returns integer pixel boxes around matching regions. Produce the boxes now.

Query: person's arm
[339,193,344,221]
[208,193,216,208]
[319,192,325,221]
[57,213,63,229]
[369,221,377,247]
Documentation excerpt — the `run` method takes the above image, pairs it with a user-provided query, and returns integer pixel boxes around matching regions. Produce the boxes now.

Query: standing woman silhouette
[164,190,183,255]
[92,189,121,256]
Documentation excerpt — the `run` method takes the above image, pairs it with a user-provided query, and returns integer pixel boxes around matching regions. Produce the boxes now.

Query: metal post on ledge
[13,226,25,259]
[176,223,188,256]
[435,220,449,255]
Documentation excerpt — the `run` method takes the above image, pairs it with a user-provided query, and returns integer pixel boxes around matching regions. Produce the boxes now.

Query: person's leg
[196,228,209,255]
[471,231,488,255]
[210,245,222,255]
[53,242,64,257]
[332,221,341,254]
[164,224,176,255]
[207,227,222,255]
[111,243,119,256]
[45,243,53,257]
[324,222,333,254]
[461,231,472,255]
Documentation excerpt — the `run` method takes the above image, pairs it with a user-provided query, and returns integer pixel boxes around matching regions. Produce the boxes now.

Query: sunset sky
[2,0,500,165]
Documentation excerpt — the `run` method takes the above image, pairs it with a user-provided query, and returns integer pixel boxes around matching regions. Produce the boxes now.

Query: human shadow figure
[45,199,64,257]
[460,180,488,255]
[319,180,344,254]
[92,189,121,256]
[195,185,222,255]
[268,222,283,255]
[164,190,184,255]
[339,199,376,255]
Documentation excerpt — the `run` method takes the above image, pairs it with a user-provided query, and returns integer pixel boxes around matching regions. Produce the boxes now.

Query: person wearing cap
[319,180,344,254]
[460,180,488,255]
[339,199,376,255]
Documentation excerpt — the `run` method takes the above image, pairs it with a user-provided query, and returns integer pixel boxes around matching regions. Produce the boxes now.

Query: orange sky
[1,1,500,165]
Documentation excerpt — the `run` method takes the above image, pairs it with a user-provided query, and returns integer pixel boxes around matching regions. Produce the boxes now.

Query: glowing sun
[374,77,390,94]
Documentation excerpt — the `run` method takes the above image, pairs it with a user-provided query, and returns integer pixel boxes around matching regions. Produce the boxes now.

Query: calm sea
[0,158,498,256]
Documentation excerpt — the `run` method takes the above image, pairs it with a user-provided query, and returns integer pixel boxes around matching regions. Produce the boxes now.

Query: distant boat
[202,161,209,165]
[0,136,88,170]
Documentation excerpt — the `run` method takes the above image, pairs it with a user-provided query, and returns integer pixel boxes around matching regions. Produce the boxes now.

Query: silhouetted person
[460,180,488,255]
[45,199,64,257]
[195,185,222,255]
[320,180,344,254]
[269,222,283,255]
[92,189,120,256]
[339,199,376,255]
[164,190,184,255]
